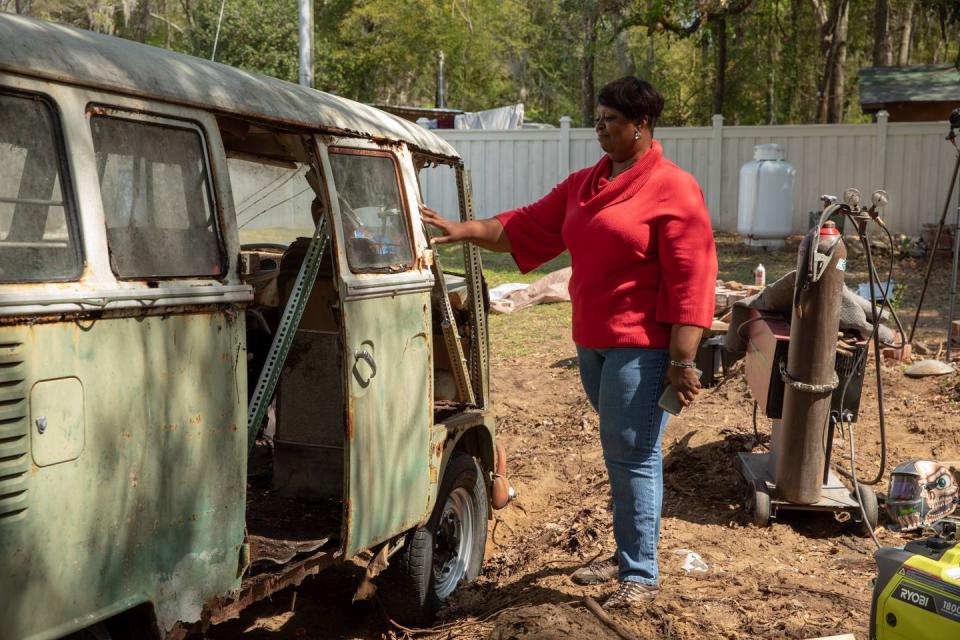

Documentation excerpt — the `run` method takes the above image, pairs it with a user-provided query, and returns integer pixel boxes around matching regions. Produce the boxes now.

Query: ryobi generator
[870,522,960,639]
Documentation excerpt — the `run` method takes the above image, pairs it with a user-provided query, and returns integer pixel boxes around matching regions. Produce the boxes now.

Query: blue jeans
[576,346,670,585]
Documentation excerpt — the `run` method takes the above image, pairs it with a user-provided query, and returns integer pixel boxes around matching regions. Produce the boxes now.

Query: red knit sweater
[495,140,718,349]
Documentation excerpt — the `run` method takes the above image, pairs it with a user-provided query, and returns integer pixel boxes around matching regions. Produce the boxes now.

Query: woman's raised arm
[420,205,512,253]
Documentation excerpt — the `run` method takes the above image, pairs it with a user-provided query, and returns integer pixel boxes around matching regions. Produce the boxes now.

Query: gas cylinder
[775,221,846,504]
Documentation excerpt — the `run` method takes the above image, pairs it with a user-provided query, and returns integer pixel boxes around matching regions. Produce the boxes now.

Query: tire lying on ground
[381,451,489,627]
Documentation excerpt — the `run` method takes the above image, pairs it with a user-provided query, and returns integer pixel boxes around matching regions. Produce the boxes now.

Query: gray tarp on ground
[724,270,896,358]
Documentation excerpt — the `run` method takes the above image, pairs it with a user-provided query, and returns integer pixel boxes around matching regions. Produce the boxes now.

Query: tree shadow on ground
[205,562,584,639]
[445,563,587,621]
[205,562,386,639]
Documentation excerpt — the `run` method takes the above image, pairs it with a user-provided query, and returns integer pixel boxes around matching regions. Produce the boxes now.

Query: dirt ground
[208,236,960,640]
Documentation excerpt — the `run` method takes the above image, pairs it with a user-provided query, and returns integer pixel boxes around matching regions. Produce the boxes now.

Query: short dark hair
[597,77,664,134]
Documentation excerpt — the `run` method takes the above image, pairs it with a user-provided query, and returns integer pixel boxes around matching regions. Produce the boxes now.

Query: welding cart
[737,310,879,531]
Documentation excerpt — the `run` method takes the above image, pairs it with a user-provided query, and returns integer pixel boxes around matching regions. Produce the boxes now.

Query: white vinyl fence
[418,112,960,237]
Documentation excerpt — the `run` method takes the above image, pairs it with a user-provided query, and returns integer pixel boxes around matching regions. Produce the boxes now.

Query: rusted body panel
[342,290,434,556]
[0,312,247,639]
[431,412,499,512]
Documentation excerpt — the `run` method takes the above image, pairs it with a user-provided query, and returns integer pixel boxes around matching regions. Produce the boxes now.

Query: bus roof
[0,14,459,160]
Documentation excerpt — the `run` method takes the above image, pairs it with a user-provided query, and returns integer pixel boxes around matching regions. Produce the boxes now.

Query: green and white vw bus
[0,14,506,639]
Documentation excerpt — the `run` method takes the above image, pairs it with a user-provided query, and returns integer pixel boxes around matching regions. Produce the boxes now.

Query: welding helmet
[885,459,958,531]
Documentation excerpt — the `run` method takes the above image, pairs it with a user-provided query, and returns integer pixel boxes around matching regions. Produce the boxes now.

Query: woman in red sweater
[421,77,718,608]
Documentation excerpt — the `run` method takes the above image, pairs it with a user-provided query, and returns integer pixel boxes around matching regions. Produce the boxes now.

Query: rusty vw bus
[0,14,506,639]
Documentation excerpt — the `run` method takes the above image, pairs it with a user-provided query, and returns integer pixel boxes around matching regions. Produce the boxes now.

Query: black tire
[852,483,879,536]
[383,452,488,627]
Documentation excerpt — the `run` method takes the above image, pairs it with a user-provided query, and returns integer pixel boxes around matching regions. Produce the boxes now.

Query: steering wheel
[241,242,288,252]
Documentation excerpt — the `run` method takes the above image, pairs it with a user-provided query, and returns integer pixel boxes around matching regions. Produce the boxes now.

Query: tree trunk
[827,2,848,123]
[161,0,171,48]
[872,0,892,66]
[898,0,915,66]
[133,0,151,42]
[712,16,727,117]
[782,0,802,122]
[646,32,655,74]
[814,0,847,123]
[766,6,776,124]
[614,29,635,78]
[580,1,599,127]
[179,0,194,29]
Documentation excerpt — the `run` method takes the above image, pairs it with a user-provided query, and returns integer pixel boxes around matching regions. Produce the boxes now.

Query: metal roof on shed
[0,13,459,159]
[859,64,960,106]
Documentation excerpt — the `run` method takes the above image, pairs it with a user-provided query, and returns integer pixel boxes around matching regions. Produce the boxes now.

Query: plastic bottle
[755,263,766,288]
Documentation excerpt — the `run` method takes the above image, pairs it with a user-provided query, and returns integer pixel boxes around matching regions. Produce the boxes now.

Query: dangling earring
[633,130,641,140]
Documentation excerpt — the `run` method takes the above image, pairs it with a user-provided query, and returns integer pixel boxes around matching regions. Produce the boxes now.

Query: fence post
[875,110,889,189]
[708,114,724,224]
[559,115,572,180]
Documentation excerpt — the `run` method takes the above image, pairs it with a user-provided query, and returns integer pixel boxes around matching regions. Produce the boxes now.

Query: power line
[235,165,306,213]
[239,186,313,229]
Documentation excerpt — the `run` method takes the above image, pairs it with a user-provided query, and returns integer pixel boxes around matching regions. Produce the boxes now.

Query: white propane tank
[737,143,796,247]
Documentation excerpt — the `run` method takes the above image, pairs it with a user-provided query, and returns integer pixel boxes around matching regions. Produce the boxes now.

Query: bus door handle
[354,350,377,379]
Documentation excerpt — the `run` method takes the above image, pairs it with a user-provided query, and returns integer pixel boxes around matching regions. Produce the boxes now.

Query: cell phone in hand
[657,369,702,416]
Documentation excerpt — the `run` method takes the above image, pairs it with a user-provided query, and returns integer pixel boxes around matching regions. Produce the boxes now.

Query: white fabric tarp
[489,268,571,314]
[454,104,524,130]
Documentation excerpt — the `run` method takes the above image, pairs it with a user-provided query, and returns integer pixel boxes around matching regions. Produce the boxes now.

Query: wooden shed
[859,64,960,122]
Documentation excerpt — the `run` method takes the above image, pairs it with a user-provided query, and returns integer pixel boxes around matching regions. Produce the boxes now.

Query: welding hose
[825,208,910,551]
[870,219,908,348]
[848,419,882,549]
[831,219,888,488]
[835,217,892,549]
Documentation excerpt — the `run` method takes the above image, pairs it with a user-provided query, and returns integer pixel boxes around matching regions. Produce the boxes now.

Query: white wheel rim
[433,486,476,599]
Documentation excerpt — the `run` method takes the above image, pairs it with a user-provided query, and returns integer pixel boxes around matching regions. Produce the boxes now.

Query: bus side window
[0,91,81,282]
[90,113,224,279]
[327,149,414,273]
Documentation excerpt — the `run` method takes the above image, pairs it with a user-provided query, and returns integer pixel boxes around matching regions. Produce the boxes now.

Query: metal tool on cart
[736,191,893,532]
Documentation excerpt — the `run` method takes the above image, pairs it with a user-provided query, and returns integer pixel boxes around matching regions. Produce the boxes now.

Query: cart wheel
[746,482,771,527]
[851,484,879,536]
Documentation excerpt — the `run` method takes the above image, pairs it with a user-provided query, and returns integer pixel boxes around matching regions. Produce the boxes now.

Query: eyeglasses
[594,114,622,127]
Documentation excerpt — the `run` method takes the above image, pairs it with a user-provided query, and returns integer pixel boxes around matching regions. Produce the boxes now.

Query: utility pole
[436,51,446,108]
[298,0,313,88]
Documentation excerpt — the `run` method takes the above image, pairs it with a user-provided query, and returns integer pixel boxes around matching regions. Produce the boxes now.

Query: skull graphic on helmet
[886,459,959,531]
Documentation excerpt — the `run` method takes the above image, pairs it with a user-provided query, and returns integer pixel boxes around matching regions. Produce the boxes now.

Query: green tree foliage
[183,0,300,81]
[316,0,527,111]
[4,0,959,126]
